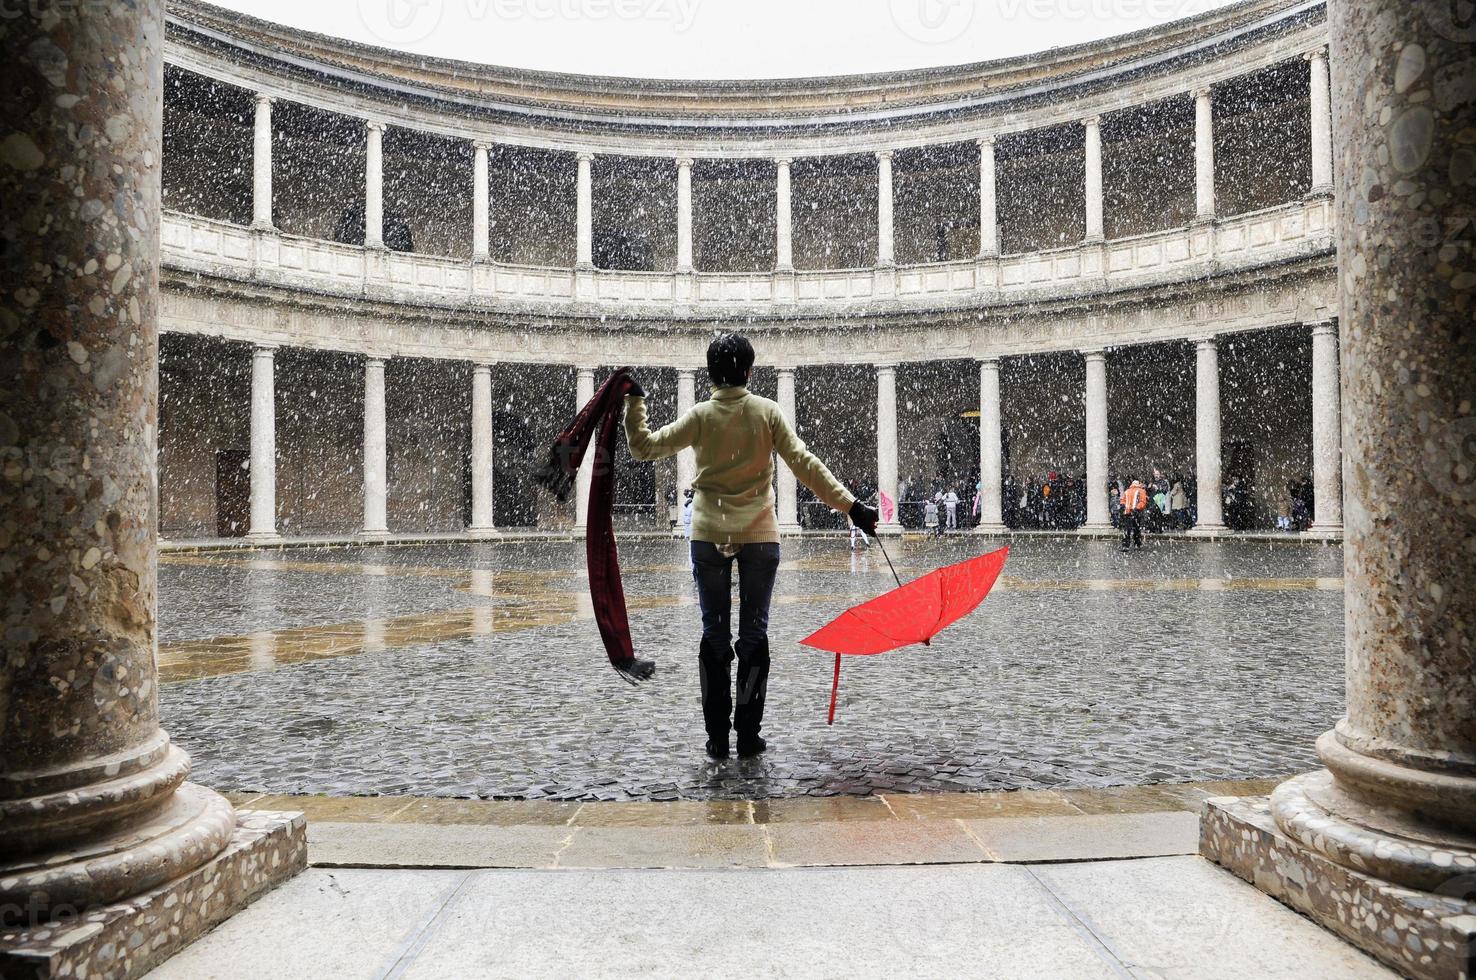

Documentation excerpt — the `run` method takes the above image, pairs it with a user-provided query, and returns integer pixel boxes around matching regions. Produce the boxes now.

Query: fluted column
[1309,320,1343,531]
[775,157,794,271]
[575,152,594,269]
[362,357,388,536]
[249,344,279,539]
[676,368,697,499]
[365,120,385,249]
[472,141,491,260]
[976,358,1005,531]
[875,363,901,534]
[775,367,801,534]
[876,150,895,267]
[1082,349,1110,528]
[1306,46,1333,195]
[1194,87,1216,221]
[251,93,274,230]
[470,363,496,535]
[1083,116,1104,242]
[676,157,693,272]
[978,136,998,256]
[1193,338,1224,531]
[575,366,596,529]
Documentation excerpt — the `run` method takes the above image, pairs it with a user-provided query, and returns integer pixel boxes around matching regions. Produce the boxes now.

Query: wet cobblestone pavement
[158,537,1345,801]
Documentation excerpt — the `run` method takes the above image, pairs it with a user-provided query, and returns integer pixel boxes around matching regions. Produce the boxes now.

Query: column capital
[875,148,894,162]
[1081,114,1102,128]
[364,355,388,368]
[1192,85,1213,100]
[472,360,494,373]
[675,155,693,168]
[1309,319,1338,336]
[577,365,597,376]
[978,355,1001,369]
[365,119,387,134]
[1302,44,1328,62]
[472,139,494,152]
[576,151,595,163]
[977,134,996,148]
[1081,347,1107,361]
[774,155,793,167]
[255,92,275,108]
[252,342,279,355]
[875,361,898,373]
[1194,335,1219,351]
[675,366,697,378]
[773,364,796,376]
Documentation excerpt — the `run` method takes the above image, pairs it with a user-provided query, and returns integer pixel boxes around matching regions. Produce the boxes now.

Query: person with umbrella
[623,333,878,760]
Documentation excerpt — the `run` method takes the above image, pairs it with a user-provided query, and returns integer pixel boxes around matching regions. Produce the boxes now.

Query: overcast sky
[207,0,1238,79]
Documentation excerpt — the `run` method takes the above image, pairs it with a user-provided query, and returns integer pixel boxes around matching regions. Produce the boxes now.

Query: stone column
[978,136,998,256]
[576,152,594,269]
[365,120,385,249]
[1082,349,1110,528]
[1192,337,1224,532]
[0,0,302,964]
[251,93,274,230]
[1083,116,1104,242]
[1194,87,1216,221]
[775,157,794,271]
[976,358,1005,532]
[1309,320,1343,531]
[875,363,902,534]
[469,363,496,535]
[676,157,693,272]
[574,366,596,529]
[775,367,802,534]
[472,141,491,261]
[676,368,697,499]
[1201,5,1476,974]
[362,357,389,537]
[1306,46,1333,195]
[875,150,895,267]
[249,344,279,540]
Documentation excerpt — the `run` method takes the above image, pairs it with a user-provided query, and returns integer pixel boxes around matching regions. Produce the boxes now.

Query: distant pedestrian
[1119,479,1149,550]
[924,498,940,536]
[1169,478,1189,530]
[943,488,960,531]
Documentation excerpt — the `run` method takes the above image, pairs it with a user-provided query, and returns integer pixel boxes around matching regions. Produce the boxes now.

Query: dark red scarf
[533,368,641,677]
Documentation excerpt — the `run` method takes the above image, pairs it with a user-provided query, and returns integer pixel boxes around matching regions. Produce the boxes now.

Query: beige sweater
[624,385,856,544]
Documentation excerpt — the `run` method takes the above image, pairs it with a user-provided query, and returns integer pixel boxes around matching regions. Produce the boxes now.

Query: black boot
[734,637,770,757]
[698,636,733,758]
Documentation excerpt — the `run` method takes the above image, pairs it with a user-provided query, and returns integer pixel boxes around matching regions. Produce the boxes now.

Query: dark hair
[707,333,755,387]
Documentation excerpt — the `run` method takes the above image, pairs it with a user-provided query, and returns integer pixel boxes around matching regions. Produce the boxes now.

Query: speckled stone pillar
[1202,2,1476,975]
[1,4,303,971]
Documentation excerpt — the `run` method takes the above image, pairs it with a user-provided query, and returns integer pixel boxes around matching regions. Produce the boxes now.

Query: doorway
[215,449,250,537]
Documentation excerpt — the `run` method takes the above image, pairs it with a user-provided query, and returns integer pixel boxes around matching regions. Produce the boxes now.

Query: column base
[244,530,283,545]
[1307,521,1344,538]
[1076,522,1114,535]
[1201,795,1476,980]
[359,528,390,539]
[0,809,307,980]
[973,522,1007,535]
[1306,185,1336,200]
[876,522,903,537]
[466,525,501,540]
[1185,523,1226,537]
[248,220,276,233]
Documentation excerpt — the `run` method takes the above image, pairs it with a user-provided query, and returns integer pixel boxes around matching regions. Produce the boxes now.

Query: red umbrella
[800,544,1009,723]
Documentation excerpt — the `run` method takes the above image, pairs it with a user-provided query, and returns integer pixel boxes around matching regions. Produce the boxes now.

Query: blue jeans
[690,541,781,741]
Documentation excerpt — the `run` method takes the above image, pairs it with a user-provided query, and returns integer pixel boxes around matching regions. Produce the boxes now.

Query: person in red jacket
[1119,479,1150,551]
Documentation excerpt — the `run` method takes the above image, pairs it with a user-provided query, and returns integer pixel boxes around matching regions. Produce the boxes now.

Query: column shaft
[875,364,901,533]
[470,364,495,532]
[1310,321,1343,529]
[1194,88,1216,220]
[775,368,801,532]
[472,141,490,260]
[876,151,895,266]
[1194,338,1224,529]
[365,121,385,248]
[978,137,998,256]
[252,94,273,229]
[775,157,794,270]
[1083,350,1110,527]
[977,358,1004,530]
[676,157,693,272]
[676,369,697,498]
[576,153,594,268]
[1307,47,1334,193]
[575,367,596,528]
[249,345,278,538]
[1083,116,1104,242]
[362,358,388,535]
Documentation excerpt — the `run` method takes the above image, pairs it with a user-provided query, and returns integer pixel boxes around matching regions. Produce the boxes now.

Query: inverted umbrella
[800,544,1009,723]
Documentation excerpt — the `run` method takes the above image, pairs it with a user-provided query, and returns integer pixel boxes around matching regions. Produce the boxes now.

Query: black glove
[615,656,656,684]
[619,368,645,398]
[849,500,879,537]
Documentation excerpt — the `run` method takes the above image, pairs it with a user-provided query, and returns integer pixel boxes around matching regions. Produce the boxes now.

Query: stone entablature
[162,196,1334,322]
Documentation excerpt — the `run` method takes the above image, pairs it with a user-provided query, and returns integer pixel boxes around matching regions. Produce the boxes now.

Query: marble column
[1082,116,1104,242]
[469,363,496,535]
[574,367,596,529]
[775,367,801,534]
[676,157,693,272]
[975,358,1005,532]
[1306,46,1333,195]
[775,157,794,271]
[362,357,389,537]
[1309,320,1343,531]
[676,368,697,499]
[978,136,998,257]
[876,150,895,267]
[1192,337,1224,531]
[249,344,279,539]
[472,141,491,261]
[1082,349,1110,528]
[1193,87,1216,221]
[365,120,385,249]
[1202,4,1476,974]
[0,0,301,959]
[576,152,594,269]
[251,94,274,230]
[875,363,901,534]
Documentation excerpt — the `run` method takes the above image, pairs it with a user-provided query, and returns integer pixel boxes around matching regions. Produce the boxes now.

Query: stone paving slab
[965,811,1203,862]
[308,823,573,869]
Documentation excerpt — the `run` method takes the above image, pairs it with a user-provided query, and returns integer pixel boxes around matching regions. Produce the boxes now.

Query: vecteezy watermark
[357,0,701,47]
[888,0,975,44]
